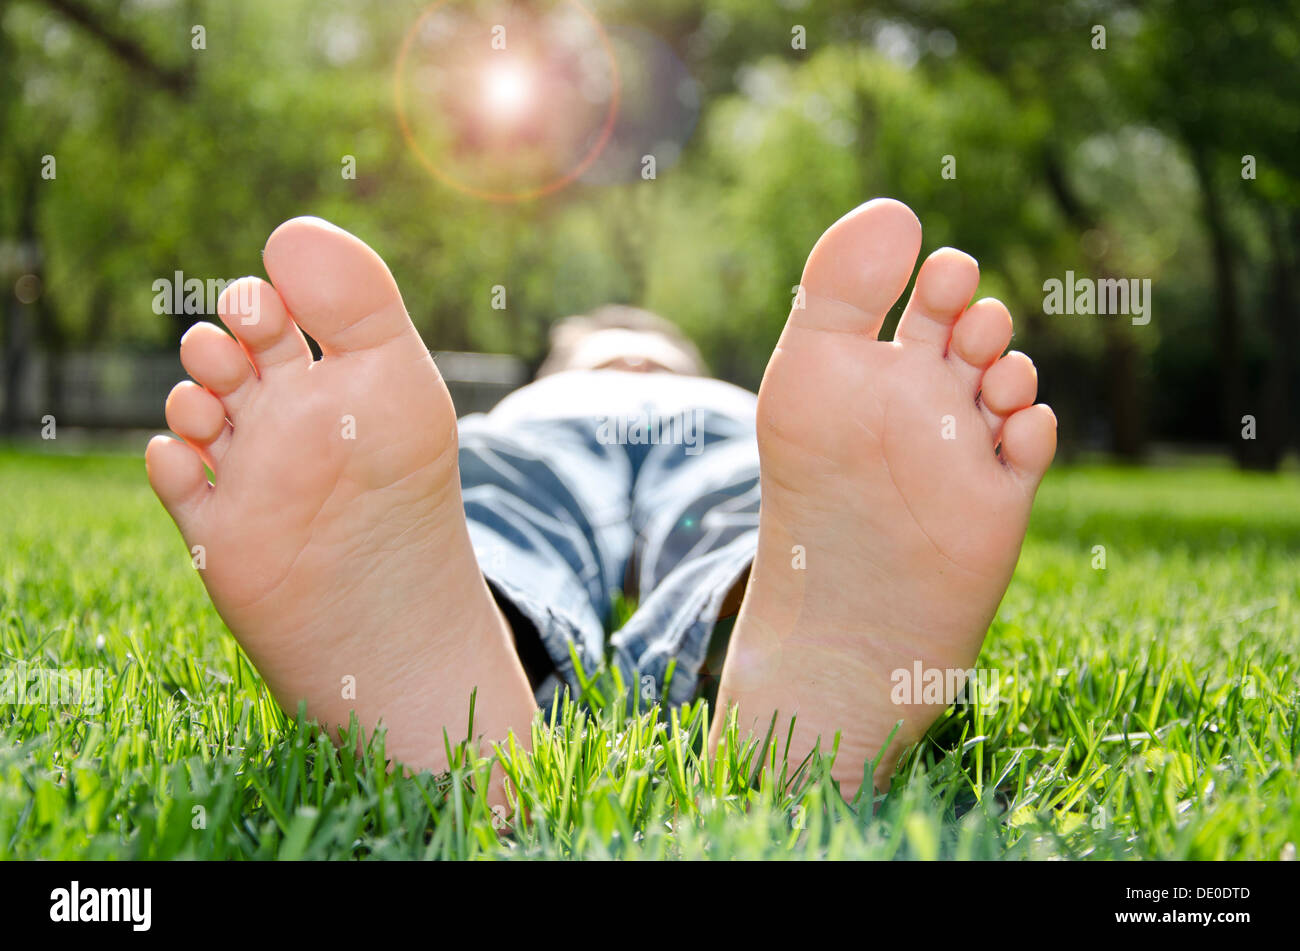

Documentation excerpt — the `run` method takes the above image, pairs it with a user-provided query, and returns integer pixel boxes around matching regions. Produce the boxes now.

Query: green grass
[1,448,1298,859]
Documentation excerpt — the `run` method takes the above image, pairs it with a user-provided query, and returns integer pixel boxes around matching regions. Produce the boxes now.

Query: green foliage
[2,450,1297,859]
[3,0,1297,457]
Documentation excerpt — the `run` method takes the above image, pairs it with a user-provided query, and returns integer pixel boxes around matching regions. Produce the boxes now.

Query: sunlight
[482,60,533,118]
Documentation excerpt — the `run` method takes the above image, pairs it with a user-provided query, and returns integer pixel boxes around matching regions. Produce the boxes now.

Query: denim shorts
[456,370,760,706]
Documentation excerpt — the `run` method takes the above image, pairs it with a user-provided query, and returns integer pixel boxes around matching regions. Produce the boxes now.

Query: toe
[790,198,922,339]
[262,216,419,356]
[146,434,210,528]
[179,322,256,415]
[164,381,231,466]
[216,276,311,374]
[948,298,1013,392]
[1000,404,1058,487]
[980,351,1038,420]
[893,247,980,349]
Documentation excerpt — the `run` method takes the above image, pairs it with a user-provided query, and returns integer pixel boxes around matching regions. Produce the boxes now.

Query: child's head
[537,305,707,377]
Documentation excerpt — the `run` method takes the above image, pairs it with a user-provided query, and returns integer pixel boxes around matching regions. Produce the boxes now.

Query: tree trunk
[1102,322,1144,460]
[1043,150,1145,460]
[1189,147,1250,467]
[1256,207,1298,468]
[2,298,31,435]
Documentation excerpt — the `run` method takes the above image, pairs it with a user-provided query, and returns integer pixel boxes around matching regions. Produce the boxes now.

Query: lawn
[1,448,1297,860]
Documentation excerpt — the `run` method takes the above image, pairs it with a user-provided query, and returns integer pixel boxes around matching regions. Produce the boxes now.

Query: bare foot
[146,217,535,786]
[711,199,1057,798]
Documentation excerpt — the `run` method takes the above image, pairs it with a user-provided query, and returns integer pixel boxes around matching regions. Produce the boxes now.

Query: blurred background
[1,0,1297,467]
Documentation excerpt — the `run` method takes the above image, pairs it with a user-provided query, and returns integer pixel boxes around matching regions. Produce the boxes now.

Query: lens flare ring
[394,0,622,203]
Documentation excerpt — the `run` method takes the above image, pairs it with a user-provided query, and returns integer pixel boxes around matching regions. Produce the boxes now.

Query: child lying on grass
[145,198,1056,801]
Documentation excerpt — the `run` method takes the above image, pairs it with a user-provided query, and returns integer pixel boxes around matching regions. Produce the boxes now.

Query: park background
[2,0,1298,468]
[1,0,1298,860]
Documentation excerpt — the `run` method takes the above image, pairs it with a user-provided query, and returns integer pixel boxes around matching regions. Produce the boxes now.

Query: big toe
[791,198,922,338]
[262,217,419,355]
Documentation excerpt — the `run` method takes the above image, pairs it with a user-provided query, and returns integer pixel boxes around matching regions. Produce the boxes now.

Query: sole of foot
[146,217,536,796]
[711,198,1057,798]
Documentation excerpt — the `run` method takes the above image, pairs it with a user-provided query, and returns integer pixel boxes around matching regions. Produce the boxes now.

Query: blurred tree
[0,0,1294,468]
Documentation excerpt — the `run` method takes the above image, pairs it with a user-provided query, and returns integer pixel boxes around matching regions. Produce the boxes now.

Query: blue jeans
[457,370,760,706]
